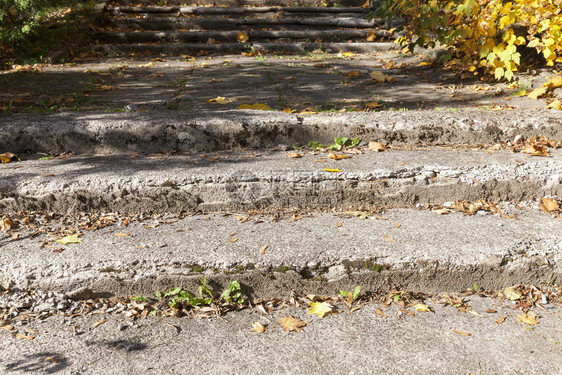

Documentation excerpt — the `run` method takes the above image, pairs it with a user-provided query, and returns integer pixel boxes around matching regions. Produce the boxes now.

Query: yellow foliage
[385,0,562,81]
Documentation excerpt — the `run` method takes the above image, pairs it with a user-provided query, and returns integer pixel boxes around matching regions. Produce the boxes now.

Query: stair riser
[107,6,369,15]
[92,30,389,44]
[100,17,381,31]
[91,41,396,55]
[111,0,369,7]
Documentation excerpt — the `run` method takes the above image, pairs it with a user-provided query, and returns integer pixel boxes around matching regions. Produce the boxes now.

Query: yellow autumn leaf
[56,234,81,245]
[282,108,295,113]
[414,303,432,312]
[546,99,562,110]
[238,103,270,110]
[419,61,431,66]
[209,96,235,104]
[138,62,156,68]
[362,0,370,8]
[329,152,350,160]
[366,30,376,42]
[237,31,249,43]
[279,316,308,332]
[251,321,267,333]
[527,87,548,100]
[545,75,562,89]
[322,168,341,173]
[346,70,360,78]
[521,144,549,157]
[0,152,19,163]
[370,71,395,83]
[308,301,333,318]
[516,313,539,326]
[365,101,381,109]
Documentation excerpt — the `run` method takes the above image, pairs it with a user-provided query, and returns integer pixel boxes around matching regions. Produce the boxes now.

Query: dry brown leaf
[92,319,106,328]
[394,222,401,228]
[287,152,303,159]
[540,198,559,212]
[399,308,414,317]
[495,316,506,325]
[229,237,238,244]
[251,321,267,333]
[259,245,268,254]
[368,141,388,152]
[45,356,59,364]
[206,156,220,162]
[369,71,396,83]
[375,308,387,318]
[114,233,130,237]
[346,70,360,78]
[329,152,351,160]
[487,309,496,313]
[335,222,342,228]
[452,329,471,336]
[279,316,308,332]
[97,85,119,91]
[521,144,550,157]
[0,325,14,331]
[366,29,376,42]
[382,235,395,242]
[16,334,35,340]
[0,218,13,232]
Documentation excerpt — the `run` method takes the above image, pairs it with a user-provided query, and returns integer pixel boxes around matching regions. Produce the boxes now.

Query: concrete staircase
[87,0,396,55]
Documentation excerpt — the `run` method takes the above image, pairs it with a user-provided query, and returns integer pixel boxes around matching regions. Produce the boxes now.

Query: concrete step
[110,0,369,7]
[1,147,560,215]
[100,16,381,31]
[1,110,561,155]
[91,41,395,54]
[107,5,369,15]
[1,208,560,298]
[91,29,390,44]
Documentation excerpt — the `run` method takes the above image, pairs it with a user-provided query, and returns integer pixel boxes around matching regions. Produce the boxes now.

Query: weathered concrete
[0,296,561,374]
[0,208,560,298]
[0,149,561,214]
[1,110,561,154]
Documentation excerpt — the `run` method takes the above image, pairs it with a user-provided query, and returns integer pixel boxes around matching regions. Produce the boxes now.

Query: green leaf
[220,281,244,303]
[131,296,150,302]
[164,287,182,298]
[352,286,361,300]
[349,138,361,148]
[473,283,478,292]
[308,141,327,149]
[155,291,162,300]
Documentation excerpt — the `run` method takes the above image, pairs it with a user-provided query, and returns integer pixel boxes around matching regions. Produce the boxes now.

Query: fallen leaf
[452,329,471,336]
[419,61,431,66]
[114,233,130,237]
[495,316,506,325]
[205,156,220,162]
[521,144,550,157]
[97,85,119,91]
[527,87,548,100]
[229,237,238,244]
[545,75,562,89]
[346,70,360,78]
[45,356,59,364]
[308,301,333,318]
[375,308,387,318]
[394,222,401,228]
[25,328,38,334]
[92,319,106,328]
[287,152,303,159]
[540,198,559,212]
[279,316,308,332]
[209,96,235,104]
[259,245,268,254]
[366,29,376,42]
[40,174,54,178]
[251,321,266,333]
[504,286,522,300]
[0,152,19,163]
[0,218,13,232]
[237,31,249,43]
[335,222,342,228]
[382,235,395,242]
[16,334,34,340]
[369,71,396,83]
[0,325,14,330]
[322,168,341,173]
[138,61,156,68]
[546,99,562,110]
[414,303,432,312]
[399,308,415,317]
[487,309,496,313]
[56,234,81,245]
[329,152,350,160]
[365,101,381,109]
[368,141,388,152]
[517,313,539,326]
[238,103,270,110]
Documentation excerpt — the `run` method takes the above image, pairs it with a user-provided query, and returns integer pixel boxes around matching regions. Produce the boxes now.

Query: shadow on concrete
[4,352,69,374]
[85,338,147,352]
